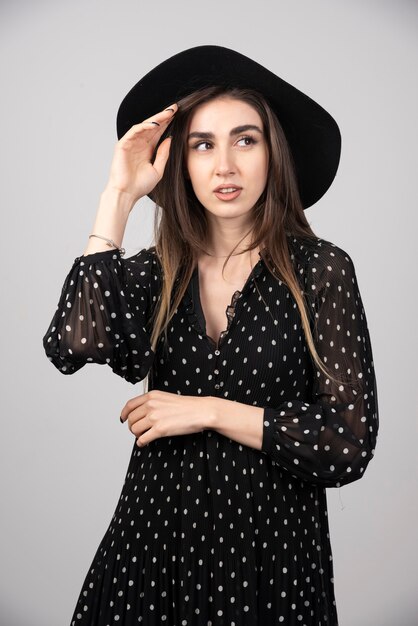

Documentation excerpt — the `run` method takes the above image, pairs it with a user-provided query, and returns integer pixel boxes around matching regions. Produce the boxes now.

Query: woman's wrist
[82,187,137,256]
[100,185,138,214]
[205,396,264,451]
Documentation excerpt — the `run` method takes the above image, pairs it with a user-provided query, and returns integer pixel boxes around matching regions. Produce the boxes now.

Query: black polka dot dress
[43,234,379,625]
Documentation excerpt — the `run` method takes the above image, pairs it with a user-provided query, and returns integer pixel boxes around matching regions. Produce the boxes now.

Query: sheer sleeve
[261,242,379,488]
[42,247,161,384]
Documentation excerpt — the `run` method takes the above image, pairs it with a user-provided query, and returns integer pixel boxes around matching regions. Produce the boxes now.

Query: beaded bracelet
[89,234,126,257]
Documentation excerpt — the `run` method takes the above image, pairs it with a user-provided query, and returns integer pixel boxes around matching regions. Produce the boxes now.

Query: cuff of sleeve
[79,249,122,263]
[261,407,277,455]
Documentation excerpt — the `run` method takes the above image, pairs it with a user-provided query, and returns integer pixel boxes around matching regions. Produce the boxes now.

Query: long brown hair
[145,85,348,391]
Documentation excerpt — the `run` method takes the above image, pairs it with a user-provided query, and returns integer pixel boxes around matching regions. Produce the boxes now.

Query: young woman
[43,46,379,626]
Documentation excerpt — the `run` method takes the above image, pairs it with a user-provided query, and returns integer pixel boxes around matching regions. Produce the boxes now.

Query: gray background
[1,0,417,624]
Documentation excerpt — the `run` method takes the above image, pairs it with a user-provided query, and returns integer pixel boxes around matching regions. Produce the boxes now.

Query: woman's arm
[207,399,264,450]
[42,246,161,383]
[208,244,379,488]
[83,103,177,256]
[43,105,178,382]
[82,186,135,256]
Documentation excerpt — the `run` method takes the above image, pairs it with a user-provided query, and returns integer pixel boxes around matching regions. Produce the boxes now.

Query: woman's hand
[105,103,178,203]
[120,389,215,447]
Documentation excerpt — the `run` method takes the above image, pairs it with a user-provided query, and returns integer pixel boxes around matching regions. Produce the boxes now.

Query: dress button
[214,349,220,356]
[214,369,219,375]
[214,383,220,390]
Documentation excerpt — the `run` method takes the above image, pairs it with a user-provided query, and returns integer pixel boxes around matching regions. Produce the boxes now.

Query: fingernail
[150,121,160,126]
[165,107,175,113]
[120,416,124,423]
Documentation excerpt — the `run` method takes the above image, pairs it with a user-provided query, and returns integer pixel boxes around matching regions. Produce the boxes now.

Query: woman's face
[185,97,269,220]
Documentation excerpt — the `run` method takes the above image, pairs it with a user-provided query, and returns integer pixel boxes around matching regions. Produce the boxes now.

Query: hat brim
[116,45,341,209]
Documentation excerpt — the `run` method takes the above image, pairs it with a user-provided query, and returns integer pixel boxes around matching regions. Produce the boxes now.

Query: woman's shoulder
[121,247,164,305]
[125,245,157,263]
[124,245,162,275]
[286,233,355,273]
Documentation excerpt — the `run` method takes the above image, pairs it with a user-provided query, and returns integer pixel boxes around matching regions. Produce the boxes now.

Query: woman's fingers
[152,136,173,178]
[126,405,152,439]
[121,394,150,424]
[120,103,177,143]
[142,102,178,124]
[120,121,164,148]
[131,417,151,439]
[106,104,177,200]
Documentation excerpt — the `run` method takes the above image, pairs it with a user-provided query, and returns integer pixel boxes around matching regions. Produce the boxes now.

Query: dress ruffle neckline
[183,253,266,349]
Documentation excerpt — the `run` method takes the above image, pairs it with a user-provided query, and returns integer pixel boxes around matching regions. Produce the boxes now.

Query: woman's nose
[214,149,236,176]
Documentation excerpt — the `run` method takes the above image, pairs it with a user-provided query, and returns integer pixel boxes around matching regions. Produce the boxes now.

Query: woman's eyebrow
[187,124,263,141]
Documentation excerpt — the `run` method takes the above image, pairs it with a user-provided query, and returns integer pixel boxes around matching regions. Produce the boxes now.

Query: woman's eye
[237,136,256,147]
[194,141,212,151]
[191,136,257,151]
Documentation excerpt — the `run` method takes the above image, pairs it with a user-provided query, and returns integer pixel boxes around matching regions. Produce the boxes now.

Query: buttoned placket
[206,337,226,392]
[213,346,222,391]
[187,257,265,395]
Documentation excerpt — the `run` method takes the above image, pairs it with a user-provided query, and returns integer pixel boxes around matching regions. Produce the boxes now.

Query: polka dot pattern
[43,235,379,625]
[43,250,160,383]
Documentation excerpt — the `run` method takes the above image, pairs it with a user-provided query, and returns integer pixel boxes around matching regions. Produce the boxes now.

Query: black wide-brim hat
[116,45,341,209]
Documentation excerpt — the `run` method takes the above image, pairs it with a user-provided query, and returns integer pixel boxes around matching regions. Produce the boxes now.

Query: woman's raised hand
[105,103,178,203]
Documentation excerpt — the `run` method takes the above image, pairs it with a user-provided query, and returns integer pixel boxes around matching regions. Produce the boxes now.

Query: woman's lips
[213,188,242,201]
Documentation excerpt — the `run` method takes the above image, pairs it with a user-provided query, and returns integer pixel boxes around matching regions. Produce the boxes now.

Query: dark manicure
[150,121,160,126]
[120,416,124,423]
